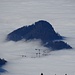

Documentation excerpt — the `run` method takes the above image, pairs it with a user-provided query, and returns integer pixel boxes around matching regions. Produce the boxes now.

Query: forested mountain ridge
[0,58,7,67]
[6,20,72,50]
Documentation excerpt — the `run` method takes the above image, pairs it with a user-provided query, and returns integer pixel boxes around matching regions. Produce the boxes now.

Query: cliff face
[6,20,72,50]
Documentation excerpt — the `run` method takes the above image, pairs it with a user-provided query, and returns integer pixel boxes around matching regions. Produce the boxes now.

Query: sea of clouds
[0,0,75,75]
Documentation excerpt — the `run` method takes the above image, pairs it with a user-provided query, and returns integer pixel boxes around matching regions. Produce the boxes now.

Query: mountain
[0,58,7,67]
[6,20,72,50]
[7,20,63,42]
[44,41,72,50]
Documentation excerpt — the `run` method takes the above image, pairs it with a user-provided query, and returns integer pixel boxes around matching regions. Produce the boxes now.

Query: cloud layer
[0,0,75,75]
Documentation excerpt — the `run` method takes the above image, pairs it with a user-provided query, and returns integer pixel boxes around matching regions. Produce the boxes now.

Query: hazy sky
[0,0,75,27]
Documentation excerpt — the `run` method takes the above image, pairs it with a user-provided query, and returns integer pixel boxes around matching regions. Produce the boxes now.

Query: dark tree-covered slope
[7,20,63,42]
[44,41,72,50]
[0,58,7,67]
[6,20,72,50]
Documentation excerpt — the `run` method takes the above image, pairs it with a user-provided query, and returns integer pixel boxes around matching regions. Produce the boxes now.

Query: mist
[0,0,75,75]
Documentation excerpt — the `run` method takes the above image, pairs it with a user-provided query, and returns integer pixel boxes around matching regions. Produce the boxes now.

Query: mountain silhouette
[7,20,63,42]
[0,58,7,67]
[6,20,72,50]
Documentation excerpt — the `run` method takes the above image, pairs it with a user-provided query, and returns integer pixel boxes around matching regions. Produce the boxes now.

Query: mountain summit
[6,20,72,50]
[7,20,63,42]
